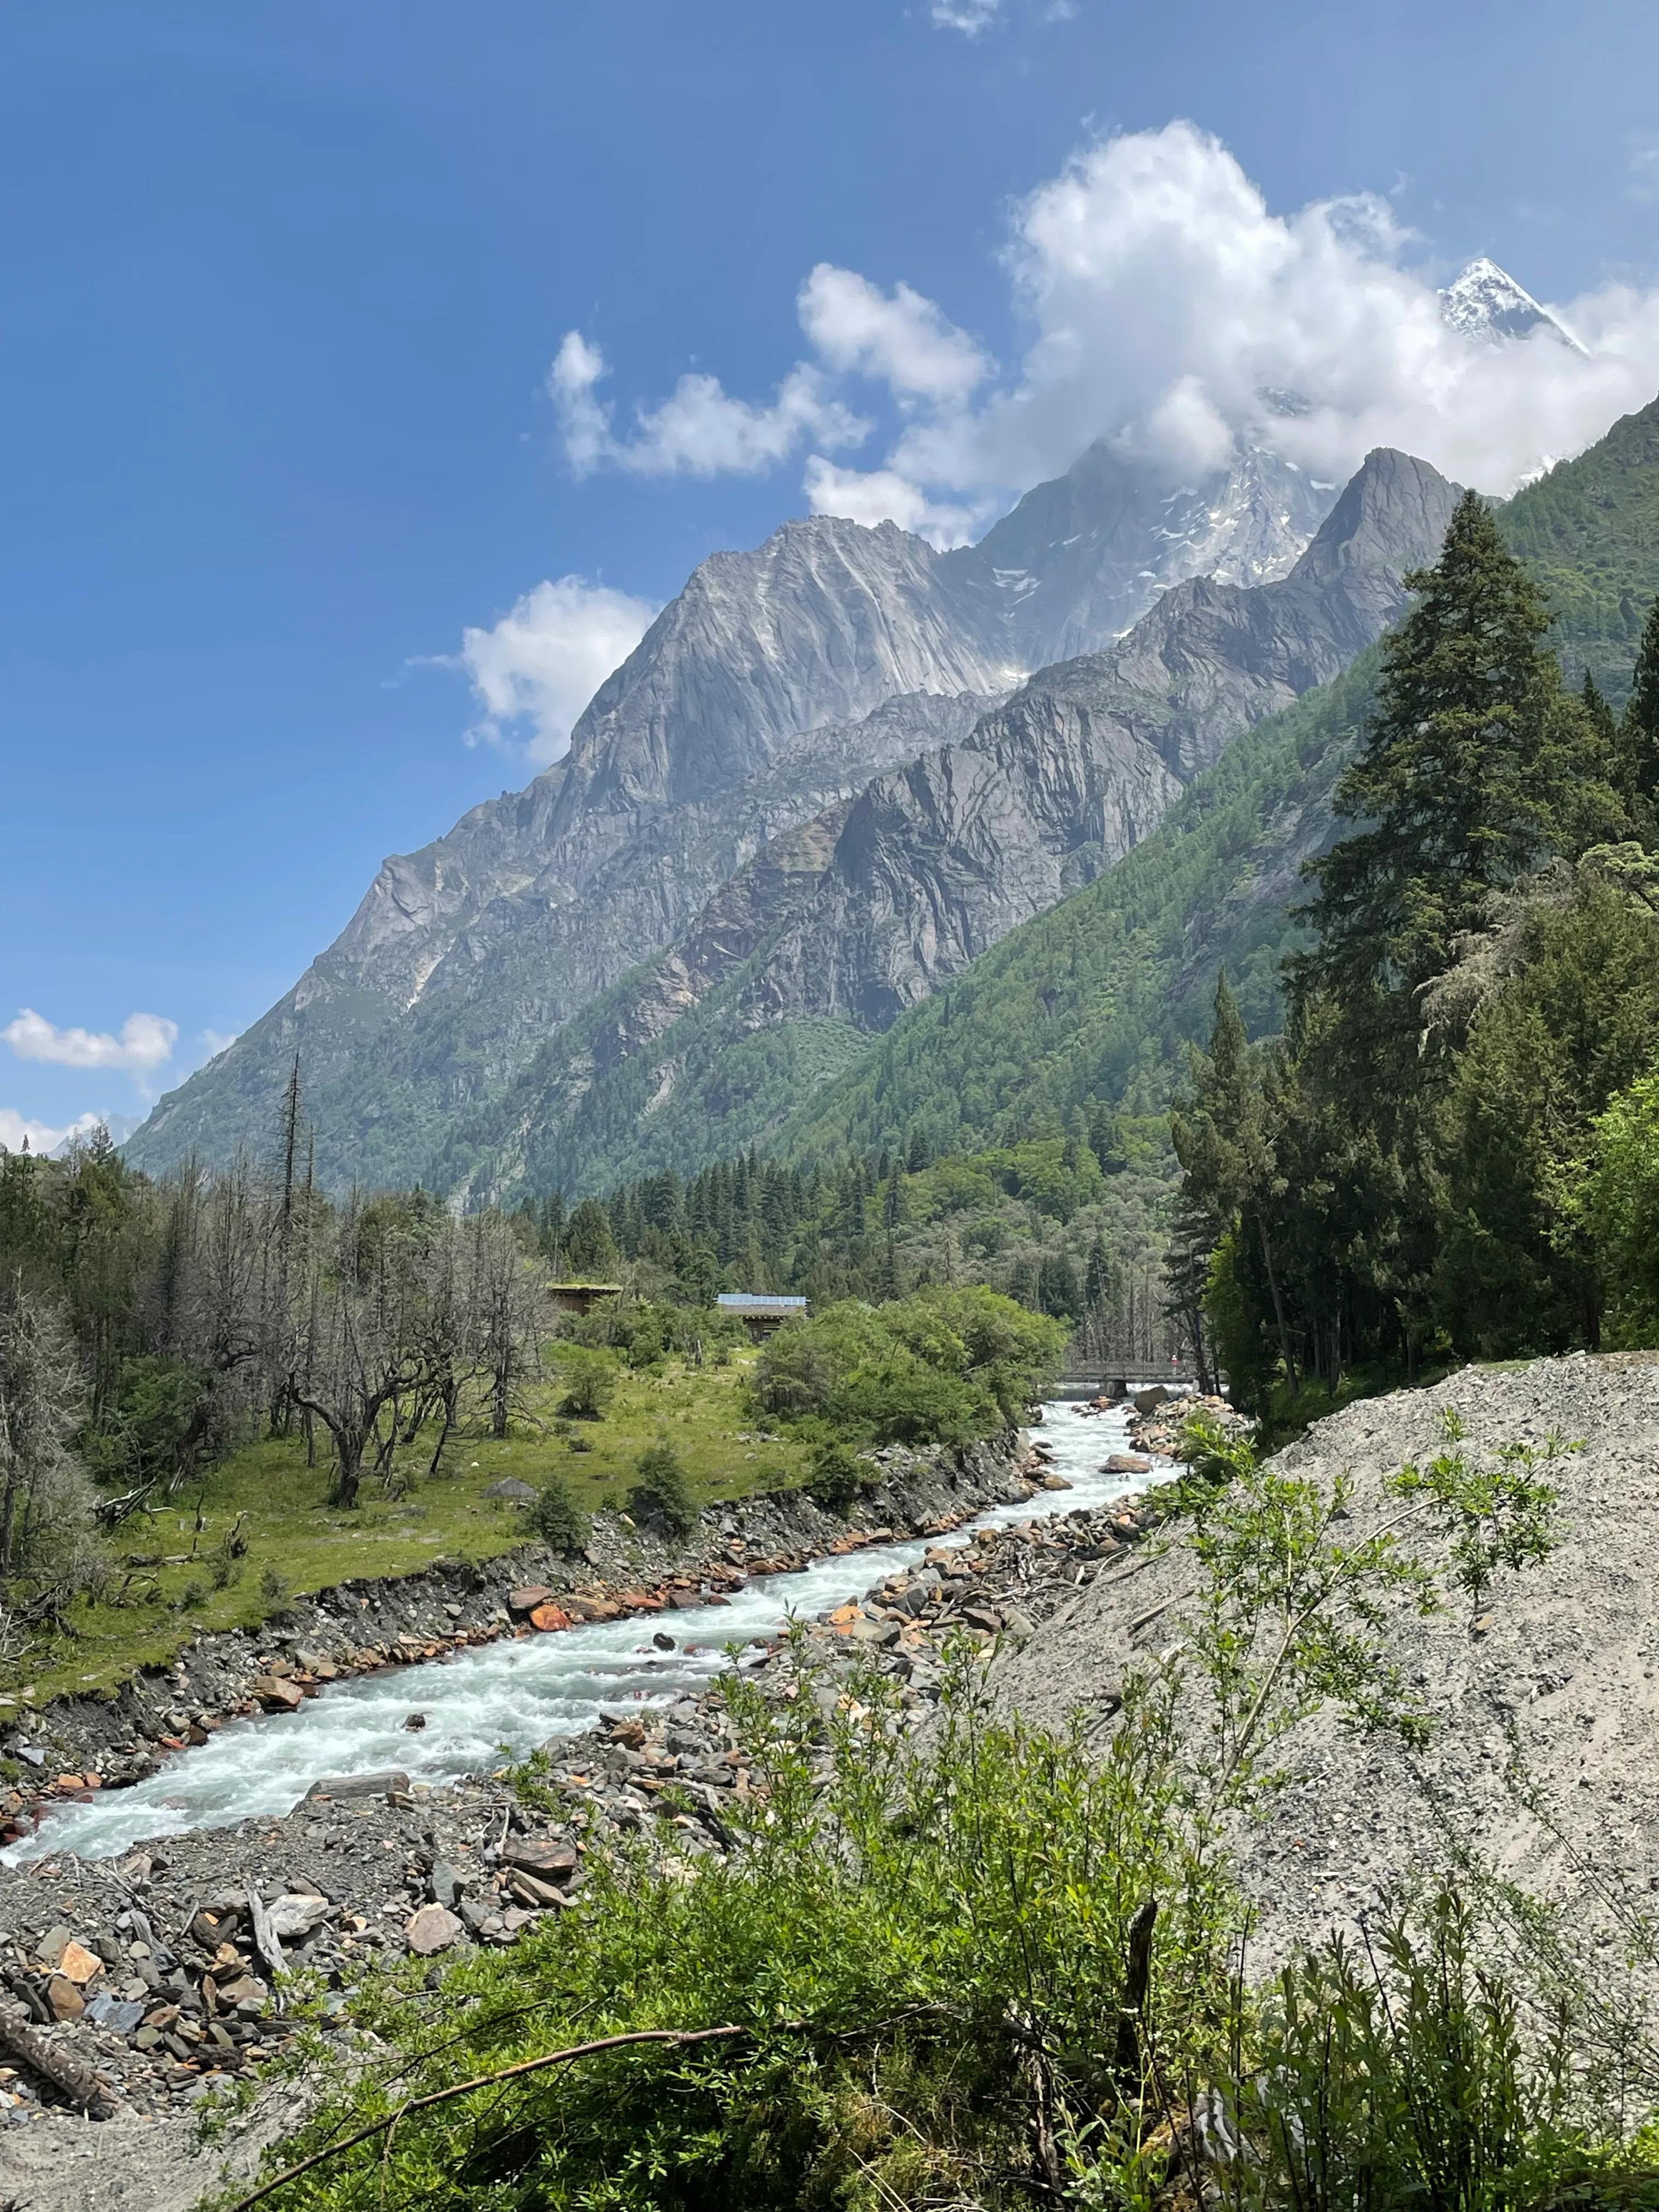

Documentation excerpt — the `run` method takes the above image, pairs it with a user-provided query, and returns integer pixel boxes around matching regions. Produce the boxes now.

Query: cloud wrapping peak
[460,575,659,764]
[545,120,1659,540]
[3,1008,177,1073]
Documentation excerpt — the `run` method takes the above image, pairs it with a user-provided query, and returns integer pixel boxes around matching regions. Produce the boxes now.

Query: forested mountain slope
[427,450,1456,1203]
[779,396,1659,1169]
[127,438,1335,1193]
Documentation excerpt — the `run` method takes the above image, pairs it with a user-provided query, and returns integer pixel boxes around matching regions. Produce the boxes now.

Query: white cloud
[1628,138,1659,205]
[801,458,989,546]
[0,1109,107,1155]
[932,0,1002,31]
[3,1008,177,1074]
[550,118,1659,540]
[797,265,990,407]
[198,1029,240,1064]
[885,121,1659,504]
[549,334,866,480]
[459,575,659,764]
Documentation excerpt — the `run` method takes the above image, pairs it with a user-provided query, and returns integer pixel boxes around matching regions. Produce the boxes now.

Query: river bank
[0,1403,1164,2206]
[0,1434,1033,1850]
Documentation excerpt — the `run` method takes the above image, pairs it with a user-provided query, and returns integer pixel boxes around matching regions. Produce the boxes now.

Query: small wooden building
[547,1282,625,1317]
[717,1291,809,1341]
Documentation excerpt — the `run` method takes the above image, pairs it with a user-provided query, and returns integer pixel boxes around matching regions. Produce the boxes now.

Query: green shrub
[753,1284,1064,1448]
[259,1565,289,1605]
[557,1347,617,1421]
[627,1438,698,1542]
[806,1440,866,1515]
[526,1473,590,1557]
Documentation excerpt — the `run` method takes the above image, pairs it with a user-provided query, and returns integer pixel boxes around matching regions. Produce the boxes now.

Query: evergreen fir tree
[1299,492,1575,1013]
[1619,594,1659,837]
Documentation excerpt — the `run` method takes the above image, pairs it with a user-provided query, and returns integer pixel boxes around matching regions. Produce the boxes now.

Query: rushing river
[10,1401,1153,1864]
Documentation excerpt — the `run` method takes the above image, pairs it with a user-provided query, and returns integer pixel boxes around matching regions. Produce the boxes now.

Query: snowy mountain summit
[1438,257,1584,352]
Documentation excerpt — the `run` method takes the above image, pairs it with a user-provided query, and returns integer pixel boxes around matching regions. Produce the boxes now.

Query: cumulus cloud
[800,459,988,548]
[549,332,866,479]
[552,119,1659,542]
[459,575,659,764]
[0,1109,108,1155]
[797,265,990,407]
[198,1029,240,1064]
[3,1008,177,1074]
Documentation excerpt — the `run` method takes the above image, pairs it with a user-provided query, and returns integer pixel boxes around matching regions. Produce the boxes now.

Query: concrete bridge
[1051,1364,1198,1401]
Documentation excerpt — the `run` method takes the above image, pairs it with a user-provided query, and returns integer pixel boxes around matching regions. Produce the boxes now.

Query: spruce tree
[1619,594,1659,837]
[1299,492,1568,1010]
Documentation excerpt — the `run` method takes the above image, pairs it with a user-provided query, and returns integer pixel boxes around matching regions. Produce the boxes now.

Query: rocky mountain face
[1438,256,1583,352]
[443,449,1460,1203]
[944,441,1336,664]
[127,432,1350,1191]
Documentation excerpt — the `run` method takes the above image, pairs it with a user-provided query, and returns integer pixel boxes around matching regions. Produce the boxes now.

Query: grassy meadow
[0,1345,811,1712]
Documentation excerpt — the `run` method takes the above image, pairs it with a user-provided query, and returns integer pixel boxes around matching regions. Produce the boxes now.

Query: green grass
[0,1350,813,1713]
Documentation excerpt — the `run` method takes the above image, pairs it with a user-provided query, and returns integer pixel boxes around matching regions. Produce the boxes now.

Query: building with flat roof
[547,1282,624,1316]
[717,1291,808,1340]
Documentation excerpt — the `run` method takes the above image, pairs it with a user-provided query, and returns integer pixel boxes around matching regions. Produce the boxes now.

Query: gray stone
[303,1769,410,1801]
[405,1905,464,1956]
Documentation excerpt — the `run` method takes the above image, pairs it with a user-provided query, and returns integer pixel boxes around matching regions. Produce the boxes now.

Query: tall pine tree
[1299,491,1583,1015]
[1618,594,1659,839]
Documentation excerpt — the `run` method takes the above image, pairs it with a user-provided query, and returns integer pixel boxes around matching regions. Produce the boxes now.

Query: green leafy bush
[753,1285,1063,1448]
[627,1438,698,1542]
[805,1440,866,1515]
[526,1472,590,1557]
[1575,1065,1659,1347]
[557,1346,617,1421]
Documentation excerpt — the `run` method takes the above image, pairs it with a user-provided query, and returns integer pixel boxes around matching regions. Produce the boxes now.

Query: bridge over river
[1051,1362,1199,1401]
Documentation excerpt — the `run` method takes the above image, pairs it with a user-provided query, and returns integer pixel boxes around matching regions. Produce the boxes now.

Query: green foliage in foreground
[1575,1070,1659,1348]
[752,1286,1065,1448]
[216,1414,1655,2212]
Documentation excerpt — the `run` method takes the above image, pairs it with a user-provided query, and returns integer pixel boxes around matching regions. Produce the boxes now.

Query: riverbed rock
[500,1838,578,1882]
[405,1905,464,1956]
[1105,1454,1153,1473]
[55,1943,101,1988]
[303,1770,410,1802]
[251,1677,304,1713]
[528,1604,573,1633]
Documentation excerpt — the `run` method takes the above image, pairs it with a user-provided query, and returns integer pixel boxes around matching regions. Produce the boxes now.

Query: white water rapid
[10,1402,1153,1863]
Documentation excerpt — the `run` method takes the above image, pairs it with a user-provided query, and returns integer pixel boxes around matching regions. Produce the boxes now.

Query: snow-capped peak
[1438,257,1585,353]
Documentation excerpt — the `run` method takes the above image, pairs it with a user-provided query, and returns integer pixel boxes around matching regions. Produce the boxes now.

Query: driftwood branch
[224,2023,748,2212]
[0,2003,119,2118]
[1113,1897,1159,2087]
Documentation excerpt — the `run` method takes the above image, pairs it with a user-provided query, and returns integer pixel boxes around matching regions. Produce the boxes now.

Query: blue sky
[5,0,1659,1148]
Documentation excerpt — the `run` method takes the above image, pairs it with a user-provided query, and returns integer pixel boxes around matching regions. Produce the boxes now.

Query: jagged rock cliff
[441,449,1459,1201]
[127,434,1346,1190]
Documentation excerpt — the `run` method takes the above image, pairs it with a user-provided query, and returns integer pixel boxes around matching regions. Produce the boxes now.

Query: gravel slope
[992,1352,1659,1971]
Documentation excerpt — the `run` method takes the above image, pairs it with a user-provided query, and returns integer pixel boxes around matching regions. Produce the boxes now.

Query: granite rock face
[447,450,1460,1202]
[127,444,1444,1198]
